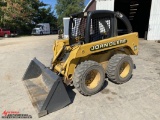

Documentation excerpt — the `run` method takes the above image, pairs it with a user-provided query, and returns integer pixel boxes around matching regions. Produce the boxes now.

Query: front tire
[73,60,105,96]
[40,32,43,35]
[106,54,134,84]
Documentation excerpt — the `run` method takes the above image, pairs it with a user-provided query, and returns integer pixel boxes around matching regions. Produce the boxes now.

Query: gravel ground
[0,35,160,120]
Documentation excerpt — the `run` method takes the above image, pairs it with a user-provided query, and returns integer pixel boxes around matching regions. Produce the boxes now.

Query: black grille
[71,18,87,39]
[90,17,111,42]
[70,17,111,43]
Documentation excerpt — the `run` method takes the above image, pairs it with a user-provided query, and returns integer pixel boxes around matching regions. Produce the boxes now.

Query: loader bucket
[23,58,71,117]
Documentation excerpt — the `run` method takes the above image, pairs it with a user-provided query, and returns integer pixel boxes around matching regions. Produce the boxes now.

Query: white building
[84,0,160,40]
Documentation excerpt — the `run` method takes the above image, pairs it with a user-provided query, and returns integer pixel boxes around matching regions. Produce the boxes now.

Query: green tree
[0,0,57,35]
[32,4,57,29]
[55,0,85,29]
[0,0,38,33]
[0,1,7,25]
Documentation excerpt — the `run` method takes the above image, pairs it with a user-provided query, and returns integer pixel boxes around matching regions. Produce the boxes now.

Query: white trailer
[32,23,50,35]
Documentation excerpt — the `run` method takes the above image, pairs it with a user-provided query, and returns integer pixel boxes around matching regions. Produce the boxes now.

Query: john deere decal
[90,39,127,51]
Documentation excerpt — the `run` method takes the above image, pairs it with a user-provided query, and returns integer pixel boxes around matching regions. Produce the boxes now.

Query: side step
[23,58,71,117]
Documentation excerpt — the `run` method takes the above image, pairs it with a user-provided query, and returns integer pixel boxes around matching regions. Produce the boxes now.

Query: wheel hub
[85,70,100,89]
[119,62,130,78]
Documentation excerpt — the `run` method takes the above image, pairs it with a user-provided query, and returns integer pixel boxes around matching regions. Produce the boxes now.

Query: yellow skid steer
[23,10,139,117]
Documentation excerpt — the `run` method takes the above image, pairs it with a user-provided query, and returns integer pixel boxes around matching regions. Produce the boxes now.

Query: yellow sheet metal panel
[76,33,139,58]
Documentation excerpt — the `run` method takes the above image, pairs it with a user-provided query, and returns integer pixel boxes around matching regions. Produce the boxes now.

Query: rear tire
[106,54,133,84]
[4,34,9,38]
[73,60,105,96]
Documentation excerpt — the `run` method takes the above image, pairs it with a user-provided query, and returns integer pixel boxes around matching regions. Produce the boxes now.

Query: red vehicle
[0,28,17,37]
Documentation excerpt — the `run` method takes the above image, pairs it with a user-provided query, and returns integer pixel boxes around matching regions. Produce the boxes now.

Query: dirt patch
[156,40,160,43]
[119,96,123,99]
[155,68,160,76]
[107,97,114,101]
[101,89,110,94]
[111,92,117,95]
[0,42,20,47]
[4,74,11,81]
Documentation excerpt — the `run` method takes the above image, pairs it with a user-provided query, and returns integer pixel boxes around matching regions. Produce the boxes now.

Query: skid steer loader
[23,10,139,117]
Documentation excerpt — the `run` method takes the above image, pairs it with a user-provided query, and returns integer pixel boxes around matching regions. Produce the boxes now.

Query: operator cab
[69,10,132,46]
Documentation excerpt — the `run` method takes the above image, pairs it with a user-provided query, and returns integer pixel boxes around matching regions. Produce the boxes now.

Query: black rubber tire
[73,60,105,96]
[4,34,9,38]
[106,54,133,84]
[40,32,43,35]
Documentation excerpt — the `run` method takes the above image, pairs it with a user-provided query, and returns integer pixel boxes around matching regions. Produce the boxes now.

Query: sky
[41,0,90,11]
